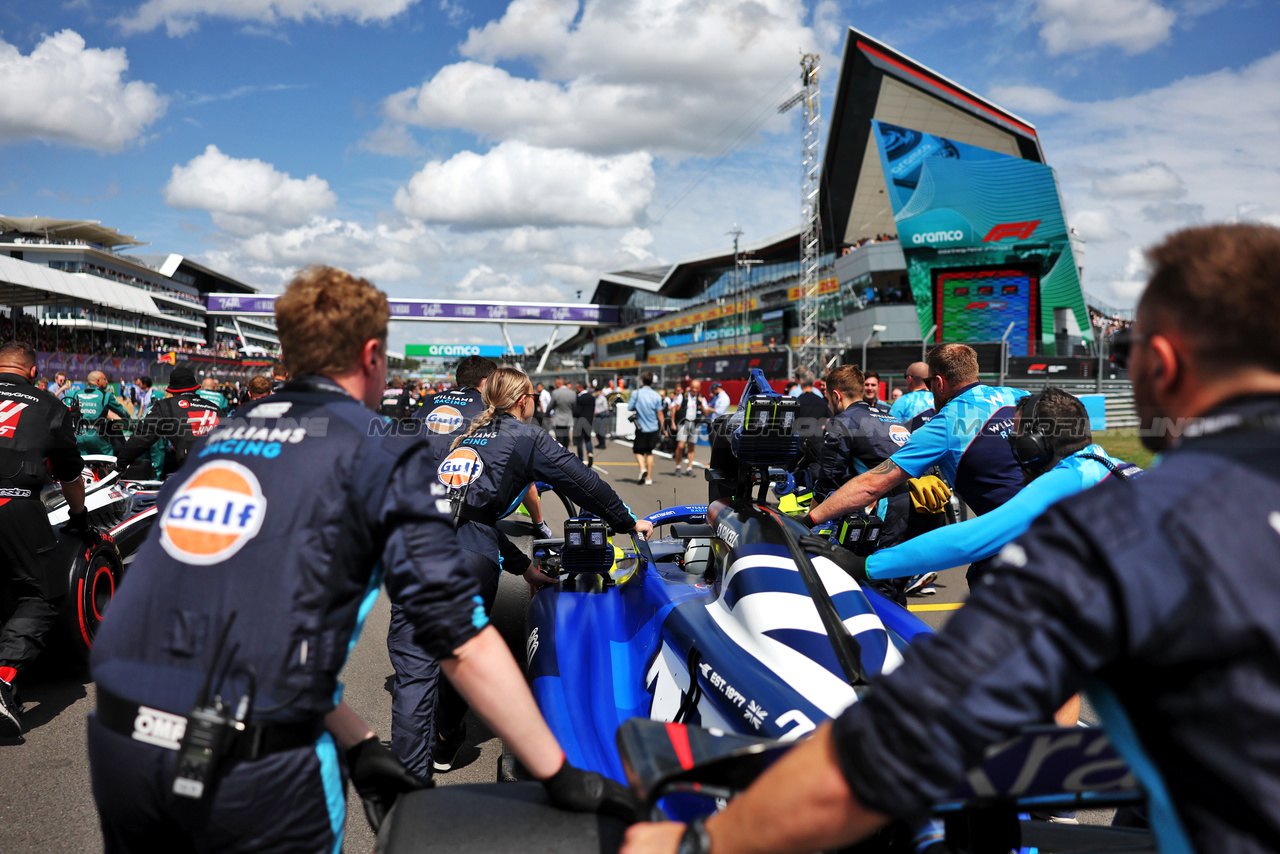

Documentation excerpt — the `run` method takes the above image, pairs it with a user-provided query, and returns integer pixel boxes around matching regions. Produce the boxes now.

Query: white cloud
[384,0,818,156]
[393,140,655,228]
[164,145,337,229]
[1032,51,1280,305]
[0,30,165,151]
[986,84,1075,115]
[357,123,424,158]
[452,265,566,302]
[117,0,420,37]
[1092,163,1185,200]
[1034,0,1176,55]
[1072,209,1128,242]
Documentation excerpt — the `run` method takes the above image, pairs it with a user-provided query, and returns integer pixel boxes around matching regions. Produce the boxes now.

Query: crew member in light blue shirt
[628,370,665,485]
[865,387,1141,581]
[889,361,934,427]
[804,344,1028,527]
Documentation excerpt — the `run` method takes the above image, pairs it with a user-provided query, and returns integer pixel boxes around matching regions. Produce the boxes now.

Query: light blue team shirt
[890,388,933,425]
[868,444,1129,579]
[889,383,1030,516]
[629,385,664,433]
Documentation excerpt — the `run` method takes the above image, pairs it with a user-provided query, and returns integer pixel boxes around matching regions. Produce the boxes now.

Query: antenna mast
[797,53,823,372]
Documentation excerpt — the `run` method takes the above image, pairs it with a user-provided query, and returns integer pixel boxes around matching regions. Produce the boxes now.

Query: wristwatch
[677,815,711,854]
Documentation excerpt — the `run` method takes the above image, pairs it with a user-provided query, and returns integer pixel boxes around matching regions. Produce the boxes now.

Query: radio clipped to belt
[172,612,252,800]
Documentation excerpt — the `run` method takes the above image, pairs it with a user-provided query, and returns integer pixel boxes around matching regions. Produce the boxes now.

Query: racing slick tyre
[377,783,628,854]
[57,533,125,659]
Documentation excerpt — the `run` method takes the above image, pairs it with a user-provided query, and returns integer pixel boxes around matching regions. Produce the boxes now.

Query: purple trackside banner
[204,294,657,326]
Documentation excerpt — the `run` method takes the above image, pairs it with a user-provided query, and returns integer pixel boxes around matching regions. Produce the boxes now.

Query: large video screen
[871,120,1090,350]
[933,265,1041,356]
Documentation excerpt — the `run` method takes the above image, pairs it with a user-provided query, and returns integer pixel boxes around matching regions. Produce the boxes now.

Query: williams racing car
[382,372,1152,853]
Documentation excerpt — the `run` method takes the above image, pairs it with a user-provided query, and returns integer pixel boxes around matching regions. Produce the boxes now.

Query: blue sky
[1,0,1277,353]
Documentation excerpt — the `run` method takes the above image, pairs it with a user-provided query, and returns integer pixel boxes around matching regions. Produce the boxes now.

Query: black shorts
[632,430,659,454]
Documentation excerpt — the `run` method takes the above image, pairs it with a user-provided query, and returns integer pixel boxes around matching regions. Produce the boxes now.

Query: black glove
[799,535,869,583]
[63,510,92,536]
[799,512,817,529]
[541,758,642,823]
[346,736,428,833]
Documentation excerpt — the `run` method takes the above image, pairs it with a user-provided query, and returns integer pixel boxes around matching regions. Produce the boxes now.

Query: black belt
[96,688,325,761]
[454,503,499,527]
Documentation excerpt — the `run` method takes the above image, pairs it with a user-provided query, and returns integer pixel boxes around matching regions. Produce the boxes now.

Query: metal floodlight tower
[797,53,823,372]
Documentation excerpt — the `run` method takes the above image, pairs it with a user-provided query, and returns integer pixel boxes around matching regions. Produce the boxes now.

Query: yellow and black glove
[908,475,952,514]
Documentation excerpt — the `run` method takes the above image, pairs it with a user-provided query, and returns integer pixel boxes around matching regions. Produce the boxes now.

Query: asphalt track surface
[0,437,1102,852]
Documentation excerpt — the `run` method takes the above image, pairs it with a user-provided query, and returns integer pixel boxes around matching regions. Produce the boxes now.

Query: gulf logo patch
[438,447,483,488]
[425,405,465,435]
[889,424,910,447]
[159,461,267,565]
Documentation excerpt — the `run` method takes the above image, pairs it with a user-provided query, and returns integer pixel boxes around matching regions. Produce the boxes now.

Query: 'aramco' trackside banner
[871,120,1090,356]
[406,344,523,358]
[205,294,634,327]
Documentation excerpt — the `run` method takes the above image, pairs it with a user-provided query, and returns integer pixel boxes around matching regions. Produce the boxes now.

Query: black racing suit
[0,371,84,675]
[88,376,481,852]
[113,391,222,478]
[832,394,1280,853]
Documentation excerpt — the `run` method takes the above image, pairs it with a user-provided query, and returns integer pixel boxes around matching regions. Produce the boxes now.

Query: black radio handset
[172,611,239,800]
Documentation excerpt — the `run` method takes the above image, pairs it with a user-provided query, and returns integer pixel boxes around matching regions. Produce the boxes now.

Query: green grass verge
[1093,428,1156,470]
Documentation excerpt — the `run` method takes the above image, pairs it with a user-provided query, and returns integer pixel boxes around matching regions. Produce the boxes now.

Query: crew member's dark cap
[167,366,199,393]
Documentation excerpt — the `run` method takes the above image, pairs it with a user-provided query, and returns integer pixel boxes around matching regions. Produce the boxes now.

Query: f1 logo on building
[0,400,28,438]
[983,220,1040,242]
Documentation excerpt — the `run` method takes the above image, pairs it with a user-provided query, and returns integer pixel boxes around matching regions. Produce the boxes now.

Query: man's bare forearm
[621,724,887,854]
[809,460,910,524]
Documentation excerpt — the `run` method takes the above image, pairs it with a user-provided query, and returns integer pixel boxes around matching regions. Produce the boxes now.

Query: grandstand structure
[567,28,1091,379]
[0,215,277,380]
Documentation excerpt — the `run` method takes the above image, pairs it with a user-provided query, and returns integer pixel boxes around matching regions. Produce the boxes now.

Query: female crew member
[402,367,652,775]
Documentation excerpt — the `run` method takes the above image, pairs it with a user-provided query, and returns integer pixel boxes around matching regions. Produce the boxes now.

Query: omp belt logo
[160,461,267,565]
[132,705,187,750]
[982,220,1040,242]
[425,405,465,435]
[889,424,910,447]
[187,409,220,437]
[438,447,483,488]
[0,400,28,438]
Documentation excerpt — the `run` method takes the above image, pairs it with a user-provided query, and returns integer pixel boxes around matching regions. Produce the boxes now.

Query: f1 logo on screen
[983,220,1040,242]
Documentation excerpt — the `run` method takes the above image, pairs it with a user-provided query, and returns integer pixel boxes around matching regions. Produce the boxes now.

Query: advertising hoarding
[871,120,1090,355]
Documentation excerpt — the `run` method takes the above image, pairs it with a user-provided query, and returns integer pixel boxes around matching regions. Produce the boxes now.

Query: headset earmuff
[1011,392,1053,474]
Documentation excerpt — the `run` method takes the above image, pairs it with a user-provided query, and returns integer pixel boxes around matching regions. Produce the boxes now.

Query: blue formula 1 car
[380,373,1152,853]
